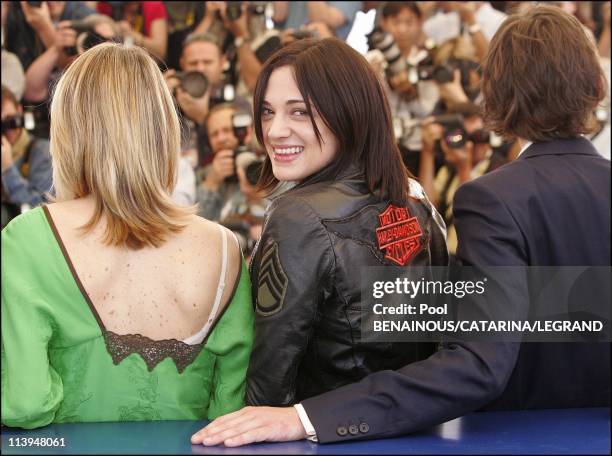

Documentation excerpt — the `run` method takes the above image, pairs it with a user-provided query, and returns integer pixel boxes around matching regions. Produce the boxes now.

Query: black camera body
[429,114,464,152]
[1,115,25,135]
[404,39,481,101]
[229,113,263,186]
[209,84,236,108]
[226,1,266,21]
[430,114,493,152]
[62,19,121,56]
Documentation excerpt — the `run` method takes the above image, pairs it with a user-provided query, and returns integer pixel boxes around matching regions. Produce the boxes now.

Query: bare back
[45,197,241,343]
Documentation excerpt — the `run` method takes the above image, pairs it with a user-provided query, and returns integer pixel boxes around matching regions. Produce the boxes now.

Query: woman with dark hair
[192,37,448,447]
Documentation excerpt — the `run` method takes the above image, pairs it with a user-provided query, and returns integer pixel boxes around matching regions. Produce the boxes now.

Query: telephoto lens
[366,27,406,76]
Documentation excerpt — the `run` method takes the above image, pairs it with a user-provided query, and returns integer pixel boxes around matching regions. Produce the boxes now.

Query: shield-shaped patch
[376,204,423,266]
[256,242,288,316]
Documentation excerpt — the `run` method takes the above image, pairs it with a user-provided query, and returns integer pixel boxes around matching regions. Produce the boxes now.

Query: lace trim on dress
[42,206,242,375]
[103,331,204,374]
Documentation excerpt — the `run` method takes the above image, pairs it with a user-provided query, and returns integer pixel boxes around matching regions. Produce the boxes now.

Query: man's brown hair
[481,5,606,142]
[253,37,412,204]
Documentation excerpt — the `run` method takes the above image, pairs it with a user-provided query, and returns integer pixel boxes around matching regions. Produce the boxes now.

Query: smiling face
[261,66,338,182]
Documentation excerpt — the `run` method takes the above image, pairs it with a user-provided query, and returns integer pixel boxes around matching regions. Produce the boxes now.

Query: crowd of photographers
[2,1,610,260]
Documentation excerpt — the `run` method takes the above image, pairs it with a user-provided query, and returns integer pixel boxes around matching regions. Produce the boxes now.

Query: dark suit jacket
[301,137,611,443]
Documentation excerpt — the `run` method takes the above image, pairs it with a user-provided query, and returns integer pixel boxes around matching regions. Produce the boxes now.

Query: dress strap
[182,225,229,345]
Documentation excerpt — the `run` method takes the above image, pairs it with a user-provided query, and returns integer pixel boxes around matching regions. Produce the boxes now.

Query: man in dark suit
[191,5,610,446]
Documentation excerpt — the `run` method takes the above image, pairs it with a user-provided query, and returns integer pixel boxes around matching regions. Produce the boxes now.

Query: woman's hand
[191,406,307,447]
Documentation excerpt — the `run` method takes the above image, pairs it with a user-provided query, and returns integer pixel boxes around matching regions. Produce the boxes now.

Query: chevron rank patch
[256,242,288,316]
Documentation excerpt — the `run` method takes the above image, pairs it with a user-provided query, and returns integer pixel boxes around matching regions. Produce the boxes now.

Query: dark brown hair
[381,2,422,20]
[481,4,606,142]
[253,38,412,203]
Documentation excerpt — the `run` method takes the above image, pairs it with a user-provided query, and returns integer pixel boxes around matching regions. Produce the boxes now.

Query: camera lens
[181,72,209,98]
[245,161,263,186]
[445,128,466,149]
[235,151,264,186]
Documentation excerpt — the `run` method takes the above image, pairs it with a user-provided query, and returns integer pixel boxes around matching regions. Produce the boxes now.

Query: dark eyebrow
[262,99,306,107]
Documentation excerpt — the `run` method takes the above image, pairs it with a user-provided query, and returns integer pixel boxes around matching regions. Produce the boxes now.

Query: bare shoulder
[184,215,242,264]
[185,216,243,308]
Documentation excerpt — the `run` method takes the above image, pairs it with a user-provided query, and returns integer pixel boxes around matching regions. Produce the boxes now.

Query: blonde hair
[50,42,195,249]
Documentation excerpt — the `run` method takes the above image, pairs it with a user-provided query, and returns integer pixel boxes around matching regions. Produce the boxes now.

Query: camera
[393,113,464,146]
[209,83,236,107]
[366,27,406,78]
[1,112,37,135]
[425,114,500,152]
[226,1,267,21]
[403,40,481,101]
[231,113,264,186]
[62,18,121,56]
[1,116,25,135]
[168,71,209,99]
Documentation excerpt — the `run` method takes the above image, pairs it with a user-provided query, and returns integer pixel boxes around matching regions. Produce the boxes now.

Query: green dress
[1,206,254,429]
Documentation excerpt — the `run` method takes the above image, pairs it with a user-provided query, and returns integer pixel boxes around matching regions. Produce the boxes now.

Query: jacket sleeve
[1,218,63,429]
[300,178,529,443]
[206,259,254,419]
[1,141,53,208]
[246,196,334,406]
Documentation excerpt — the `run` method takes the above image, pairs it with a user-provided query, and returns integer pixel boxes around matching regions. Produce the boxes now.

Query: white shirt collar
[518,140,533,157]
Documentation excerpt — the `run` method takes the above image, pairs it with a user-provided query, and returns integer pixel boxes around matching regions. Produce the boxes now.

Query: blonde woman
[1,43,253,429]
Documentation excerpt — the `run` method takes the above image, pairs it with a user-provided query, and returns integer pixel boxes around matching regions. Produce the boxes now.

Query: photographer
[1,85,52,228]
[4,1,94,70]
[24,14,119,104]
[165,32,250,167]
[192,2,267,95]
[197,103,265,254]
[368,2,439,175]
[418,104,506,257]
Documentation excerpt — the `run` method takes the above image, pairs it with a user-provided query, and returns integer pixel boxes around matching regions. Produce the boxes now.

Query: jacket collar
[519,136,600,160]
[292,160,364,190]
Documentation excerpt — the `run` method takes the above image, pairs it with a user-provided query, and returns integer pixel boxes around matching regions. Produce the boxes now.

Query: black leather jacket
[246,165,449,406]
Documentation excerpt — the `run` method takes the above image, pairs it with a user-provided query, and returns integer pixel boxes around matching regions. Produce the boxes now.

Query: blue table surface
[1,407,609,455]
